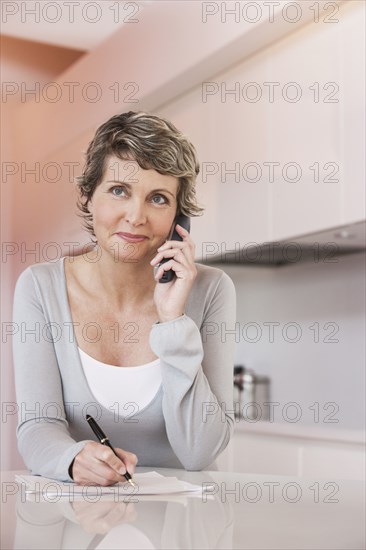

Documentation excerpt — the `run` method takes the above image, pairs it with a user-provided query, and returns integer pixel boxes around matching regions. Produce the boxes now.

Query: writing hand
[70,441,138,486]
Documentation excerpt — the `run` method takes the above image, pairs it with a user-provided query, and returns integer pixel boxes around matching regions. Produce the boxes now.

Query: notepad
[15,471,215,498]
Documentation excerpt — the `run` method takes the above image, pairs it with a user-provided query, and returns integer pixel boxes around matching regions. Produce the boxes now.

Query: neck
[82,246,156,310]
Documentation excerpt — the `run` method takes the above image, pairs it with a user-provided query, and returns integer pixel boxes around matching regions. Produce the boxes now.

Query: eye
[110,186,125,197]
[152,194,169,205]
[109,185,169,205]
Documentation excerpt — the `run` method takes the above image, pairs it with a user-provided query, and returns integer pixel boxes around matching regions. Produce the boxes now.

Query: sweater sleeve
[149,270,237,470]
[12,267,91,482]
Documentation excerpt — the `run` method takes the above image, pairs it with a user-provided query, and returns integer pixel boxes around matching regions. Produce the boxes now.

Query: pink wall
[1,35,84,472]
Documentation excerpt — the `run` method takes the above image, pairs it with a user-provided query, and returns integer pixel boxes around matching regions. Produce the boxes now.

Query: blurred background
[1,0,365,481]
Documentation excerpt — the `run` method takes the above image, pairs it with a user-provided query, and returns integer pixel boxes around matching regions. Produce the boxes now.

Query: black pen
[85,414,136,487]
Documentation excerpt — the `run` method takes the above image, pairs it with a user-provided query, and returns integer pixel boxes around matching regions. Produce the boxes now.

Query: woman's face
[88,155,179,263]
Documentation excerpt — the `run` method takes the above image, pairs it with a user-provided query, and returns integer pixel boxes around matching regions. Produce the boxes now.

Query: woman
[12,111,237,485]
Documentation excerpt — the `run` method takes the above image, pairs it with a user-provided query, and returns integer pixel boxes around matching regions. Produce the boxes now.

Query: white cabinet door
[160,47,273,261]
[231,432,300,476]
[301,443,366,480]
[157,89,222,259]
[220,431,365,480]
[267,18,343,241]
[203,48,272,256]
[339,1,366,225]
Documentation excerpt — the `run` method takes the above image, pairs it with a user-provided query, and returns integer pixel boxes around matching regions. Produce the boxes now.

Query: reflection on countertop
[6,468,233,550]
[1,467,365,550]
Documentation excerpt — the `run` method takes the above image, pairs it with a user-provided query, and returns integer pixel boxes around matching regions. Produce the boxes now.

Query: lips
[116,232,148,242]
[118,232,148,238]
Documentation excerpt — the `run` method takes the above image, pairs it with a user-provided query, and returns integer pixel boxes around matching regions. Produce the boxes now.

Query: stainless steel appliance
[234,365,270,421]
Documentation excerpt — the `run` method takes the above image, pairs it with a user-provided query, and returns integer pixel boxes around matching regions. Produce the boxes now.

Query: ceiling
[0,0,154,51]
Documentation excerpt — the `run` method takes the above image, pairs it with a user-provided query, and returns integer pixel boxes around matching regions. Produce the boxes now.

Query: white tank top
[78,346,162,417]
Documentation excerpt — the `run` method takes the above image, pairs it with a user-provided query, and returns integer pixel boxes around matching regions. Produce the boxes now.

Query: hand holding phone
[151,213,197,322]
[154,214,191,283]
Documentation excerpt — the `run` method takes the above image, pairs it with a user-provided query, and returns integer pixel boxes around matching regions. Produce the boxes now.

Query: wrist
[156,312,185,324]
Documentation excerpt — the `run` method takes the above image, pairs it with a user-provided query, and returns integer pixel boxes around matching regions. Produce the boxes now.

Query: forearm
[160,367,234,470]
[17,419,91,482]
[150,314,235,470]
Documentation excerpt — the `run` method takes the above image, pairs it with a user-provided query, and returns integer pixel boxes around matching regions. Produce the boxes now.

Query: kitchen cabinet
[157,88,224,257]
[267,19,343,241]
[159,1,364,261]
[201,49,272,251]
[159,48,273,261]
[216,428,365,480]
[268,0,365,240]
[339,2,366,225]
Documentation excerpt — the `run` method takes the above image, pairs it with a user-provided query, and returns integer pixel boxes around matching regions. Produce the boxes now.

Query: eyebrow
[105,180,176,198]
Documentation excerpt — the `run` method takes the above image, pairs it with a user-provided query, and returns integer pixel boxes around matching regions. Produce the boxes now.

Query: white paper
[15,471,215,497]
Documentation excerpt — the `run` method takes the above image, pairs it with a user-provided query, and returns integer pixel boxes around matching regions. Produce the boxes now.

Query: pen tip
[128,479,136,488]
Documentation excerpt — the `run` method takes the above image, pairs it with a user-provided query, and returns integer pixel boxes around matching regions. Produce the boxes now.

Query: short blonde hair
[75,111,205,241]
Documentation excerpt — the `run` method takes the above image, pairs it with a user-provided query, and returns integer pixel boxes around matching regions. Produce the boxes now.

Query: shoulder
[15,257,63,282]
[191,262,236,311]
[195,262,236,293]
[14,258,65,298]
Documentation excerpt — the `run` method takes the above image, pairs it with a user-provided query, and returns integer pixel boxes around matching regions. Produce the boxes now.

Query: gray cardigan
[12,257,237,482]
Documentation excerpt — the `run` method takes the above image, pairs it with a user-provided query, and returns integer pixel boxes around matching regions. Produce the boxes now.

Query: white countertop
[1,467,365,550]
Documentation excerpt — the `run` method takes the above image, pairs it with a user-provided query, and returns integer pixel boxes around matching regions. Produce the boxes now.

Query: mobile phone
[154,214,191,283]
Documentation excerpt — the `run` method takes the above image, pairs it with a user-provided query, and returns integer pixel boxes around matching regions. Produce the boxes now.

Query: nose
[124,198,147,226]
